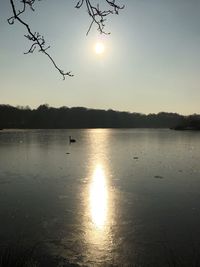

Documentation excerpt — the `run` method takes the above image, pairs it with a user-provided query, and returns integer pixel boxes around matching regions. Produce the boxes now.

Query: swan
[69,136,76,143]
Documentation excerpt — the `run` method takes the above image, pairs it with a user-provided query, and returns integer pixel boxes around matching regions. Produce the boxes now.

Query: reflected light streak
[90,164,108,229]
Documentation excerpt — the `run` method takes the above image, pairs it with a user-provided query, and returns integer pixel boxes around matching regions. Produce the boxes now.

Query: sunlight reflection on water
[90,164,108,229]
[83,129,114,264]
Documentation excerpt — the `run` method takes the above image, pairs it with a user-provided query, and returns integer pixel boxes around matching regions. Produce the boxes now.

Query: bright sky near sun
[94,43,105,55]
[0,0,200,114]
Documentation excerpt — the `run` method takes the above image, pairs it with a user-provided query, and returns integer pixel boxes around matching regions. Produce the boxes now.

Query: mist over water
[0,129,200,266]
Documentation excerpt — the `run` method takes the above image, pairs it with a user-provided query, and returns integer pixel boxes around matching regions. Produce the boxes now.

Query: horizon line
[0,103,199,117]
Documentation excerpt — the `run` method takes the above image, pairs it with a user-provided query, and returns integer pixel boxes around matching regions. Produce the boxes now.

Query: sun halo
[94,42,105,55]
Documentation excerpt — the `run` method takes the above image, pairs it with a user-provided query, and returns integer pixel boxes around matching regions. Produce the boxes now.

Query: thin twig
[8,0,73,79]
[75,0,124,35]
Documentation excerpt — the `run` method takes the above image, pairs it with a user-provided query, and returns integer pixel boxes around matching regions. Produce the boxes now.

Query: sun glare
[94,42,105,55]
[90,164,108,228]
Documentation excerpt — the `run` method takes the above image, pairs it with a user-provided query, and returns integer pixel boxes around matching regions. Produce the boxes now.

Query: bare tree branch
[8,0,73,79]
[8,0,124,79]
[75,0,125,35]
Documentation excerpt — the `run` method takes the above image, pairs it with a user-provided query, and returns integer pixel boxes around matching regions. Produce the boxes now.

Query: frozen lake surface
[0,129,200,266]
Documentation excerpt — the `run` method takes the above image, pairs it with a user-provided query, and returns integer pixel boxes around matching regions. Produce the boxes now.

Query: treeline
[0,104,199,129]
[173,115,200,130]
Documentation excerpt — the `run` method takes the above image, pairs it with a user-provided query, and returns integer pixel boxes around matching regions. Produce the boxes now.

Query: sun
[94,42,105,54]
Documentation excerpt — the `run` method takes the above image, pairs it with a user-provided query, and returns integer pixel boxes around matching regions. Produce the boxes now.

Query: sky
[0,0,200,115]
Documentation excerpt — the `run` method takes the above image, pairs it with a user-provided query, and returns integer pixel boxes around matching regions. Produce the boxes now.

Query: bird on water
[69,136,76,143]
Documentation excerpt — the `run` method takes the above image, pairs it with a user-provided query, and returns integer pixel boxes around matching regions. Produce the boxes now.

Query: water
[0,129,200,266]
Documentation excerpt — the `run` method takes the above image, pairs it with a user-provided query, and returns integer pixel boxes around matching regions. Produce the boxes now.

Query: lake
[0,129,200,266]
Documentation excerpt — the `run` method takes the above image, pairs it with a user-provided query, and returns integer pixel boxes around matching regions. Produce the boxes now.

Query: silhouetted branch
[8,0,124,78]
[8,0,73,79]
[75,0,124,35]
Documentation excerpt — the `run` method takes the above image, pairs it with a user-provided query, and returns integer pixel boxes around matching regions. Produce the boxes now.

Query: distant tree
[8,0,124,79]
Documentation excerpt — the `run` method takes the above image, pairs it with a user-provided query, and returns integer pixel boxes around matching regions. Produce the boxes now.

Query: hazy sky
[0,0,200,114]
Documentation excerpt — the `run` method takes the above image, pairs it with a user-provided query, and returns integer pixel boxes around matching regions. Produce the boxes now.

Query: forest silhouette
[0,104,199,129]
